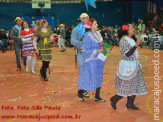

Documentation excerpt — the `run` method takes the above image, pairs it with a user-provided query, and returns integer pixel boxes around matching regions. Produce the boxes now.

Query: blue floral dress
[77,31,105,91]
[114,36,147,97]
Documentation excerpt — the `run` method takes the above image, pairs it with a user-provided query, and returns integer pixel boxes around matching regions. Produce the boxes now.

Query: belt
[77,49,82,53]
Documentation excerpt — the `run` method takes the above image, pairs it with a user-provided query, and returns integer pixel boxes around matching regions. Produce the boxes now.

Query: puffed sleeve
[120,39,136,57]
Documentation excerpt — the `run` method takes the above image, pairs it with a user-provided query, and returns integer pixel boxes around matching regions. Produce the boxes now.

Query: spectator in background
[159,22,163,33]
[150,21,156,31]
[153,15,162,29]
[59,24,66,52]
[147,20,152,30]
[53,27,57,34]
[138,20,146,34]
[31,21,36,29]
[106,27,119,45]
[0,40,3,51]
[114,25,119,33]
[0,29,9,52]
[65,28,72,47]
[100,27,106,40]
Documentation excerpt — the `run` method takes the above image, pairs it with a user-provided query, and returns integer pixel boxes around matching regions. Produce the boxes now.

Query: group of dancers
[10,13,147,110]
[71,13,147,110]
[11,17,54,81]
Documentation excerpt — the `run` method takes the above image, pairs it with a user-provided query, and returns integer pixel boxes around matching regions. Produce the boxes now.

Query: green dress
[35,28,53,61]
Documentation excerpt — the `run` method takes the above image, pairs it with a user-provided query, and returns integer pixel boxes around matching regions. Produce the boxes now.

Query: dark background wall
[0,1,148,30]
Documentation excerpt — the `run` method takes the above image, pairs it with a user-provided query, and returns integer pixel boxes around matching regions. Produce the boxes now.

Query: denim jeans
[110,38,119,45]
[14,43,22,68]
[1,40,9,48]
[60,39,66,50]
[0,40,3,50]
[77,52,84,70]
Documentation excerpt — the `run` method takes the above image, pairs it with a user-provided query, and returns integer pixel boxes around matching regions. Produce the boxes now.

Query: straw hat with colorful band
[14,17,22,22]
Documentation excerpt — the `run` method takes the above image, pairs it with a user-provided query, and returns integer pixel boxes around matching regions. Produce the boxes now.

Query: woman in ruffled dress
[21,21,36,74]
[77,19,105,102]
[110,24,147,110]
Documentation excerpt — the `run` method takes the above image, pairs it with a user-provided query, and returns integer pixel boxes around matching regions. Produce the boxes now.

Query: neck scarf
[75,22,86,35]
[15,25,21,37]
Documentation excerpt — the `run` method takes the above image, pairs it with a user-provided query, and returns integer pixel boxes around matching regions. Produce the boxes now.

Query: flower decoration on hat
[84,20,92,29]
[122,25,129,31]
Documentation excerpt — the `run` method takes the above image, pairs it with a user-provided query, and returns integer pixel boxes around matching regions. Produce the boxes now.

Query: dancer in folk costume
[10,17,23,71]
[77,19,106,102]
[70,13,90,98]
[33,19,54,81]
[21,21,36,74]
[110,24,147,110]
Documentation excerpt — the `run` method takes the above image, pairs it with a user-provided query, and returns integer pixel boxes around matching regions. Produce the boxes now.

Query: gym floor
[0,46,162,122]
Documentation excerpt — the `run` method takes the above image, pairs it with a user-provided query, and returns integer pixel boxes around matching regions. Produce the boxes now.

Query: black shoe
[44,71,48,81]
[110,95,123,110]
[94,87,105,102]
[44,77,48,81]
[16,68,21,71]
[126,96,139,110]
[110,96,116,110]
[126,103,139,110]
[77,90,84,102]
[94,97,106,102]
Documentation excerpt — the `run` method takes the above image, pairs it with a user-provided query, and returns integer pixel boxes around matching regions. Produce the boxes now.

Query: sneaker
[83,91,90,98]
[31,70,36,74]
[94,97,106,102]
[77,91,84,102]
[26,68,29,73]
[16,68,21,71]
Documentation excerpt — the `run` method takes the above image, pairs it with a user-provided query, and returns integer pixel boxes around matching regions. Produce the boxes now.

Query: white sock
[26,56,32,71]
[31,57,36,71]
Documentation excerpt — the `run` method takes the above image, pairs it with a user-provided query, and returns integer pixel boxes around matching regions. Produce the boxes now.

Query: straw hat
[0,29,5,32]
[14,17,21,22]
[60,24,64,27]
[79,13,89,19]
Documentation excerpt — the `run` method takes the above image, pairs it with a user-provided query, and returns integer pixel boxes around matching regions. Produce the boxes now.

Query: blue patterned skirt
[114,64,147,97]
[78,59,105,91]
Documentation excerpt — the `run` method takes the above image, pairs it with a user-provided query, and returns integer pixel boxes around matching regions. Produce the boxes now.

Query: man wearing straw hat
[10,17,23,71]
[70,13,90,99]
